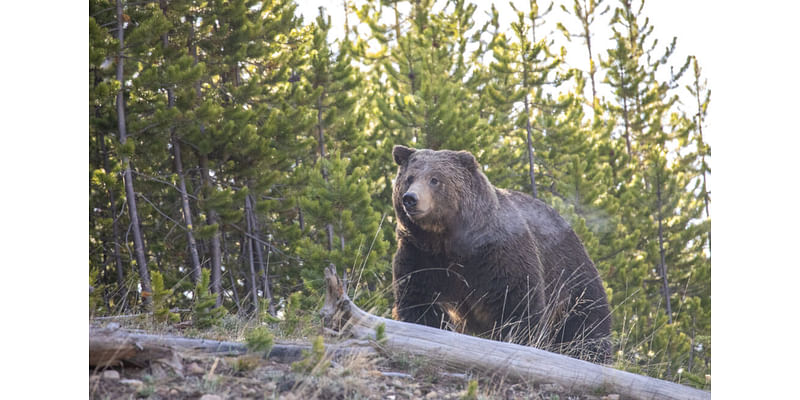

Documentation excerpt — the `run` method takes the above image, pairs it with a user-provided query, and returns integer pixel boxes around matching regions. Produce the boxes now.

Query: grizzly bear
[391,145,611,362]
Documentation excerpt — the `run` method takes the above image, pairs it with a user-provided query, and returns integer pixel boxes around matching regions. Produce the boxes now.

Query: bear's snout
[402,192,419,210]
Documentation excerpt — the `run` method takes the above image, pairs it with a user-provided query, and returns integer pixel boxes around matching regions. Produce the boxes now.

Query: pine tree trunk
[191,20,221,306]
[116,0,151,306]
[522,57,538,199]
[189,13,200,97]
[227,235,247,315]
[199,155,223,307]
[186,11,221,299]
[173,138,202,284]
[524,96,538,199]
[622,87,632,156]
[521,20,538,199]
[248,194,275,315]
[316,97,328,170]
[296,198,305,231]
[580,6,597,108]
[656,171,673,324]
[228,263,241,314]
[159,3,203,285]
[262,244,275,315]
[316,95,335,252]
[244,195,260,315]
[700,165,710,252]
[693,64,711,250]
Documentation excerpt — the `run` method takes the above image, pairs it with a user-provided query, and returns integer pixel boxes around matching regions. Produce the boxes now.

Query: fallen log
[320,265,710,400]
[90,324,186,374]
[89,324,376,369]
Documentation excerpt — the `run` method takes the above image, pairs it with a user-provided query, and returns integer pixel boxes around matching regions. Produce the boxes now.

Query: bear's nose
[402,192,418,209]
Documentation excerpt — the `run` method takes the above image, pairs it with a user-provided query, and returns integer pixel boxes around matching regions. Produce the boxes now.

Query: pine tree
[296,155,390,308]
[686,56,711,249]
[308,8,350,253]
[485,0,567,197]
[557,0,610,109]
[594,0,710,382]
[158,0,204,285]
[291,10,390,308]
[112,0,177,308]
[91,0,128,309]
[193,269,227,329]
[181,0,314,312]
[534,83,610,263]
[360,0,488,151]
[601,0,647,158]
[151,270,179,323]
[307,8,370,162]
[189,0,236,306]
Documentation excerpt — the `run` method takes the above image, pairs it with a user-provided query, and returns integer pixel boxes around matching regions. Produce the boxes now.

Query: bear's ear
[455,150,479,172]
[393,145,416,165]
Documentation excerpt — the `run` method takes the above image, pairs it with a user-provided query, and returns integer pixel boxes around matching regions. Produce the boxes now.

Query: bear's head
[392,145,483,233]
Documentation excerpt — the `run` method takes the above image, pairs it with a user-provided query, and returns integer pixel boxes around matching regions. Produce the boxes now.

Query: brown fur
[391,145,611,362]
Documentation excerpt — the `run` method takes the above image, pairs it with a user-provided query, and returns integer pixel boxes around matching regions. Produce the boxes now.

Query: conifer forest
[89,0,711,388]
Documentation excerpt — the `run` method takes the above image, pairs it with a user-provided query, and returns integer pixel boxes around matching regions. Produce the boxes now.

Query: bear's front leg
[392,242,448,329]
[392,295,447,328]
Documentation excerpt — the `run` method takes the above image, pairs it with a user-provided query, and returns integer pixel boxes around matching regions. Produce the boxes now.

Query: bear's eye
[429,178,439,186]
[407,176,415,184]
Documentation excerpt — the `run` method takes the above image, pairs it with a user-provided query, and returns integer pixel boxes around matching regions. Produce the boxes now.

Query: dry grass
[89,322,584,399]
[393,265,612,364]
[90,306,627,400]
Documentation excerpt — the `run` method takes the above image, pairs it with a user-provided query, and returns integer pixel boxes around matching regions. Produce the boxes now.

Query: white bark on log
[320,265,709,400]
[90,325,184,374]
[89,325,376,368]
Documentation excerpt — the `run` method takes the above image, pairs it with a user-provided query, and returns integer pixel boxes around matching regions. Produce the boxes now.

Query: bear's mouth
[403,206,427,220]
[403,208,444,233]
[404,208,422,218]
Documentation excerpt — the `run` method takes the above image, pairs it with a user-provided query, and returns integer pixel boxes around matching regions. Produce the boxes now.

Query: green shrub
[291,335,329,375]
[151,270,179,324]
[192,269,226,329]
[245,325,275,357]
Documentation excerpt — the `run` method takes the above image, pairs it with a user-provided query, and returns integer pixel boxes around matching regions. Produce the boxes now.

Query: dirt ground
[89,343,617,400]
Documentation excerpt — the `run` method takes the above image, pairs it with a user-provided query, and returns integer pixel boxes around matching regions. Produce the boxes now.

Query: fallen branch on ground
[89,324,377,370]
[320,264,710,400]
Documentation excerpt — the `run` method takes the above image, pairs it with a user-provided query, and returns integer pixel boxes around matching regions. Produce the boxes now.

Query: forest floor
[88,319,621,400]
